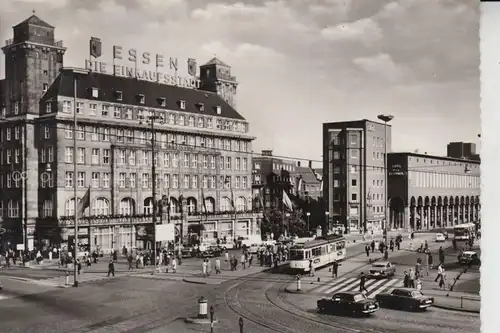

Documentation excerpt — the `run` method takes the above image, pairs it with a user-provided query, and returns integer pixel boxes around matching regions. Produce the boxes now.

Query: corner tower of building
[2,14,66,116]
[0,14,66,249]
[198,57,238,108]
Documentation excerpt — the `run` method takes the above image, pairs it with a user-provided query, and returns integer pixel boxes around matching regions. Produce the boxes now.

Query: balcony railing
[5,39,13,46]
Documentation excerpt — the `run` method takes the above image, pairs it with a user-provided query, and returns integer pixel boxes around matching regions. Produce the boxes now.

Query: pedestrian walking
[241,254,246,269]
[207,258,212,276]
[396,238,401,251]
[435,264,443,282]
[215,257,221,274]
[332,260,339,278]
[403,271,409,288]
[128,254,133,270]
[359,272,368,294]
[171,257,177,273]
[439,270,447,290]
[438,246,445,266]
[249,254,253,267]
[107,259,115,277]
[427,252,433,275]
[309,259,314,277]
[390,238,394,252]
[77,259,82,275]
[370,240,375,253]
[225,251,229,263]
[365,244,370,257]
[408,268,415,288]
[202,259,208,278]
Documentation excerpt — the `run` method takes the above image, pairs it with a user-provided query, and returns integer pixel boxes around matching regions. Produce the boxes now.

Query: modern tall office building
[0,14,261,252]
[322,120,392,233]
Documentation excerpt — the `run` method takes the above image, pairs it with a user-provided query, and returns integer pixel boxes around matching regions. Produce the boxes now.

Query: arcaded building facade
[0,15,261,252]
[388,152,480,231]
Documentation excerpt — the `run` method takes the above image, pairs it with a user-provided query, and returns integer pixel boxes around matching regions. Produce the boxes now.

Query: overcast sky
[0,0,480,164]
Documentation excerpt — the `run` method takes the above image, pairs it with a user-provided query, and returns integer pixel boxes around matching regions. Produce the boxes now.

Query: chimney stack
[308,160,312,169]
[297,161,301,167]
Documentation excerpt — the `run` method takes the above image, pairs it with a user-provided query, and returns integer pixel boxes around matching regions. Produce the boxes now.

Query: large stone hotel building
[0,15,261,252]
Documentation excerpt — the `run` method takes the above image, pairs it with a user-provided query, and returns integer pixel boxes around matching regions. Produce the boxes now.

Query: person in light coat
[240,254,246,269]
[171,257,177,273]
[215,257,221,274]
[435,264,444,283]
[202,259,208,278]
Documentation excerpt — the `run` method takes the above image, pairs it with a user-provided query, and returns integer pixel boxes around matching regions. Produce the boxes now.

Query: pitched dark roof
[14,15,54,29]
[43,69,245,120]
[293,166,320,183]
[202,57,230,68]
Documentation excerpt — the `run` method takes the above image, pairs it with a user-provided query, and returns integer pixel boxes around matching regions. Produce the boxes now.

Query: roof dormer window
[180,100,186,110]
[42,83,48,92]
[159,97,166,107]
[115,90,123,101]
[138,94,145,104]
[91,87,99,99]
[198,103,205,112]
[216,106,221,115]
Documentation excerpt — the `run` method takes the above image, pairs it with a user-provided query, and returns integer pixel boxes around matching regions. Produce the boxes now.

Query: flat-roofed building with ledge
[323,120,391,234]
[0,14,261,253]
[388,152,480,231]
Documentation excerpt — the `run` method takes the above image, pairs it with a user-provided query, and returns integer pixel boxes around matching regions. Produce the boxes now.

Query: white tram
[289,234,346,272]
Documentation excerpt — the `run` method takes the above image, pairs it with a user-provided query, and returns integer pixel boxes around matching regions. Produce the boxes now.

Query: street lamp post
[306,212,311,232]
[324,211,329,235]
[377,114,394,261]
[285,213,291,237]
[140,114,163,274]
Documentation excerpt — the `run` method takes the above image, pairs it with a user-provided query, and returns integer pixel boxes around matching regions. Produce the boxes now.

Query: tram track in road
[223,273,385,333]
[222,247,416,333]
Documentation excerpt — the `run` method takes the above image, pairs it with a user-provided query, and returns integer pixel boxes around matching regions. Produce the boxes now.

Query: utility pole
[73,77,79,287]
[140,115,163,274]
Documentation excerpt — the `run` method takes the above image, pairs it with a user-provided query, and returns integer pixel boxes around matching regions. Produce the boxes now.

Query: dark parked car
[368,262,396,279]
[181,247,195,258]
[199,246,222,258]
[376,288,434,311]
[458,251,480,266]
[317,291,379,317]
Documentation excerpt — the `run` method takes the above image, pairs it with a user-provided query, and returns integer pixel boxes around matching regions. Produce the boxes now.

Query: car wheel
[317,307,323,313]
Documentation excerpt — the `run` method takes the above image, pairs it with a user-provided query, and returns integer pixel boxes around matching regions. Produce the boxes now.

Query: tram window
[312,248,321,257]
[336,241,346,250]
[305,251,310,259]
[290,250,304,260]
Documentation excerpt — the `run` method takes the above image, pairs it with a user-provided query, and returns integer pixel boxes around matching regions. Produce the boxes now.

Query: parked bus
[453,223,475,242]
[289,234,346,272]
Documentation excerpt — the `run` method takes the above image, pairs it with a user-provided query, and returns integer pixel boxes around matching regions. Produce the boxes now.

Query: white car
[435,233,446,242]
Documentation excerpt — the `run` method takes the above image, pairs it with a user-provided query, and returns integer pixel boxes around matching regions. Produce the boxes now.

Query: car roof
[335,291,360,296]
[373,261,391,265]
[463,251,476,255]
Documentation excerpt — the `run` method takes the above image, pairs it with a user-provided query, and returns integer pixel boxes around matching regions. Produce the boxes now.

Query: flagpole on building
[73,75,79,287]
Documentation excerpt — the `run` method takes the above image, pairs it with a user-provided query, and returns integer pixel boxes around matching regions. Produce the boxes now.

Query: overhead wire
[21,120,482,176]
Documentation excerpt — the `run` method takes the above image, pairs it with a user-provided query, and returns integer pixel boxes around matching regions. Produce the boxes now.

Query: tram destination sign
[85,37,201,89]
